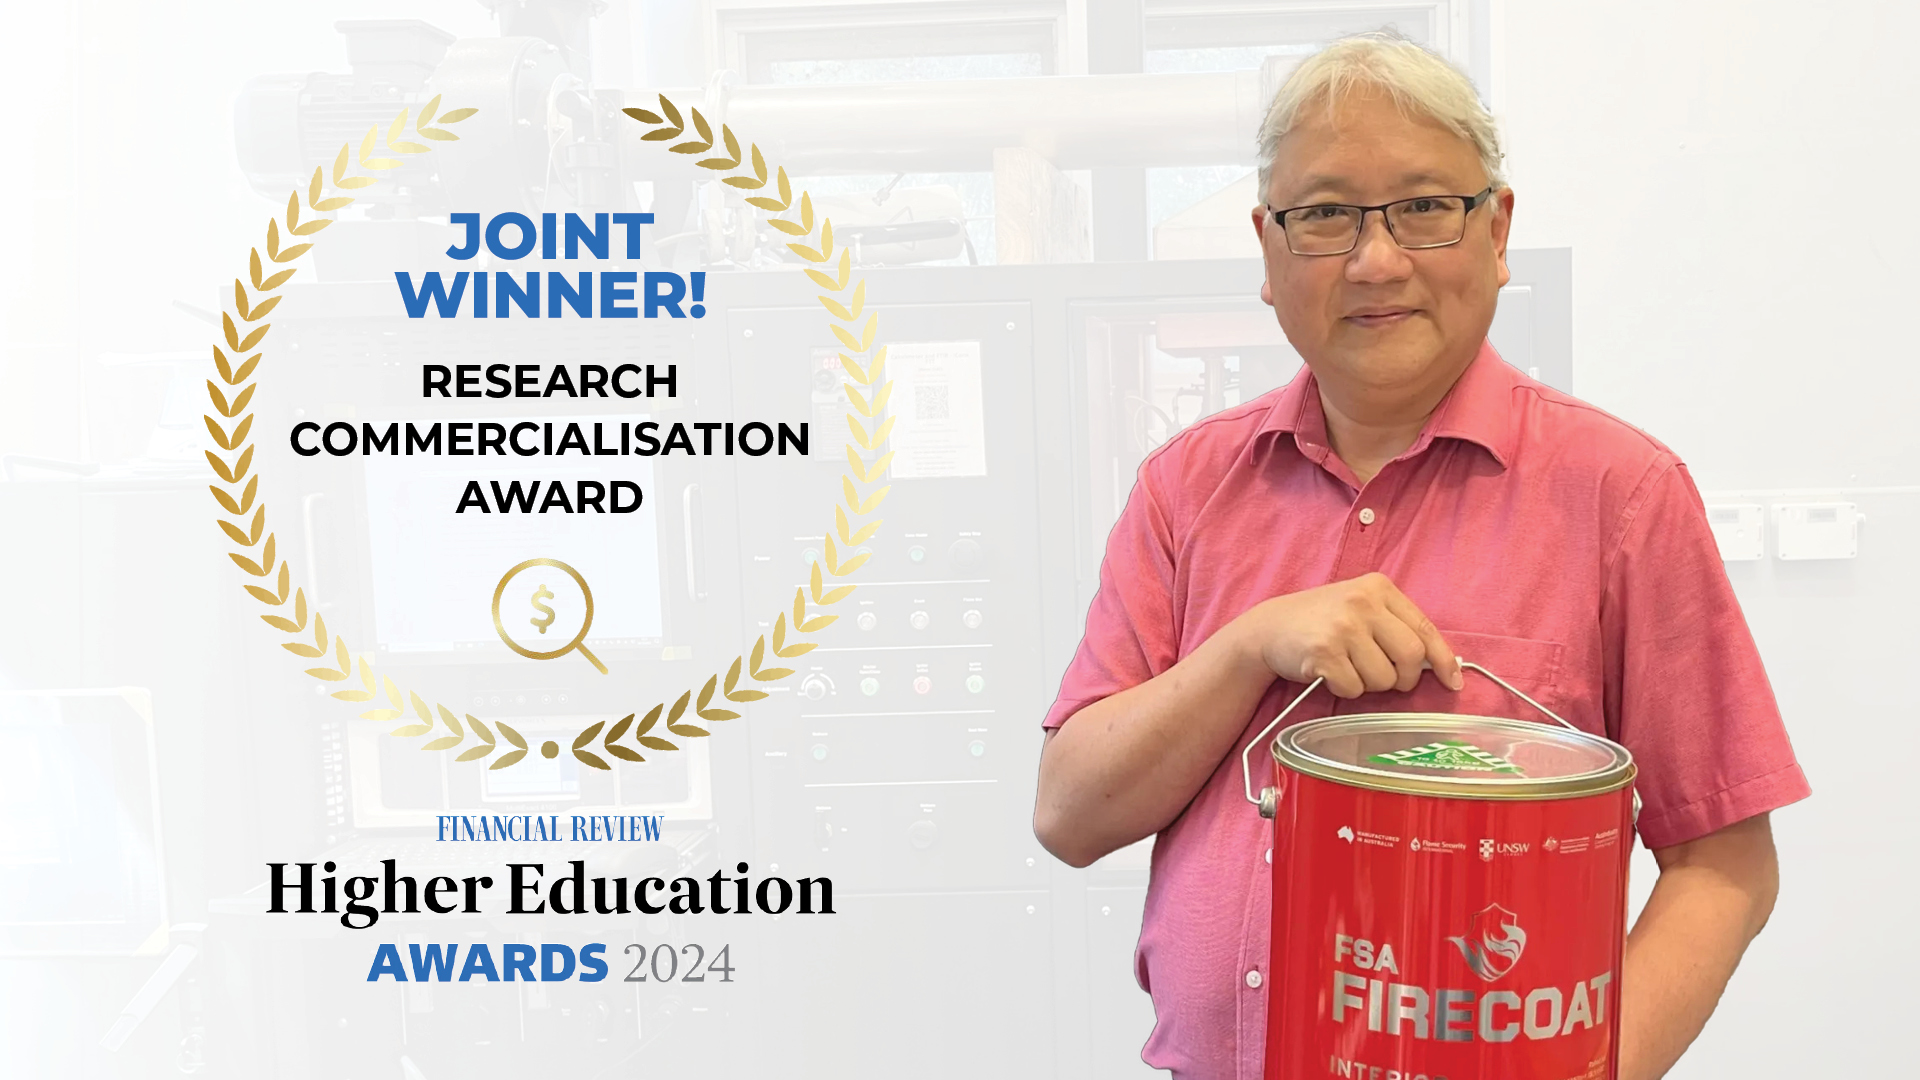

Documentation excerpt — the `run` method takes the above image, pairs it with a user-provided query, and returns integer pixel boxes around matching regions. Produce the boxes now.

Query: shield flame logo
[1448,903,1527,982]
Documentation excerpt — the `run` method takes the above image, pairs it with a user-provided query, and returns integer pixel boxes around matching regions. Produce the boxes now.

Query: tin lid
[1273,714,1635,799]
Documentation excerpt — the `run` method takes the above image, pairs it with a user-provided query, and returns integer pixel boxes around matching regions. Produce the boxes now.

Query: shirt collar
[1256,339,1518,471]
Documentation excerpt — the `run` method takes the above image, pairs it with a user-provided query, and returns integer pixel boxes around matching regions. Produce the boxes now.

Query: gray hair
[1256,31,1505,198]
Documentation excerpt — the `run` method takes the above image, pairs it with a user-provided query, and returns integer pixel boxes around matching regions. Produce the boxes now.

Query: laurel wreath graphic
[205,94,890,770]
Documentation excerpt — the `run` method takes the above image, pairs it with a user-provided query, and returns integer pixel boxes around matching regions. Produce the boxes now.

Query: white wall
[1501,3,1920,1075]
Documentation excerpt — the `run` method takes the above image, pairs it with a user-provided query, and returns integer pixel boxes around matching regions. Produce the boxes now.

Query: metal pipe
[646,69,1271,174]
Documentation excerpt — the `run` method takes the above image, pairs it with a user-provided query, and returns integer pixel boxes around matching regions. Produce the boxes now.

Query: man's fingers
[1348,639,1401,695]
[1312,655,1366,699]
[1381,587,1461,690]
[1372,617,1429,692]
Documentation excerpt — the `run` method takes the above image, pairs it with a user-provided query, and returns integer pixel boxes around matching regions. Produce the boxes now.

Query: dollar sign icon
[529,584,557,635]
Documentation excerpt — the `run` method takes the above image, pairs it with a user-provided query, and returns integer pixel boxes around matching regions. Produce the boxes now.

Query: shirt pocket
[1441,630,1567,722]
[1337,630,1565,721]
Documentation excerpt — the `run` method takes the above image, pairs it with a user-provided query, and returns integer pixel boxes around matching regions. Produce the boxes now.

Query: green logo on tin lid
[1369,739,1525,775]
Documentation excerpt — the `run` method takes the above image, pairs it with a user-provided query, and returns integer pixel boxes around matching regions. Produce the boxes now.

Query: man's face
[1252,88,1513,396]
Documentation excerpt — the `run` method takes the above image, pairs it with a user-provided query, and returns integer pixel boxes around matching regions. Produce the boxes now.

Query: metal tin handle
[1241,660,1592,819]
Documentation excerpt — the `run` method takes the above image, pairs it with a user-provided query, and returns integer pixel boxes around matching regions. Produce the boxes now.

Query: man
[1033,32,1808,1080]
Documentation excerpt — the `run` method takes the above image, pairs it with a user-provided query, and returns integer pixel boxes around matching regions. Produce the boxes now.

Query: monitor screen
[361,414,665,654]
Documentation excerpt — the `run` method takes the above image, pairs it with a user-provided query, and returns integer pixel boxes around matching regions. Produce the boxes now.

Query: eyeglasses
[1266,187,1496,256]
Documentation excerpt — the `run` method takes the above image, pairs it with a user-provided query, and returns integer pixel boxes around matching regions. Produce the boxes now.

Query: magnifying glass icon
[490,558,608,674]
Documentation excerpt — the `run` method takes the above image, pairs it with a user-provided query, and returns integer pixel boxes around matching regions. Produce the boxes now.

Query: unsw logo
[1479,837,1531,861]
[1448,903,1527,981]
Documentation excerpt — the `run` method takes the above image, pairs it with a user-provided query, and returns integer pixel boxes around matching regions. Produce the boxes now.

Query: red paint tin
[1243,663,1636,1080]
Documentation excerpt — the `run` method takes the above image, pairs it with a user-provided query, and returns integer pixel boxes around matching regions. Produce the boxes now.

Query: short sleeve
[1602,462,1811,849]
[1042,456,1183,730]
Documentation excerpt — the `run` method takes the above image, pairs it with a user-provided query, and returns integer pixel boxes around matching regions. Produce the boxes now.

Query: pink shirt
[1042,343,1810,1080]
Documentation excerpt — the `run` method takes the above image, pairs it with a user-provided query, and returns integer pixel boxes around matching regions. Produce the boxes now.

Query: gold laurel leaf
[837,353,871,385]
[391,141,429,154]
[418,128,459,142]
[635,703,664,735]
[666,691,691,725]
[573,721,606,749]
[382,675,403,710]
[357,656,375,694]
[497,722,528,750]
[333,690,373,702]
[440,107,477,123]
[789,242,824,262]
[843,383,874,417]
[489,748,528,770]
[390,723,432,737]
[420,94,442,126]
[665,723,709,738]
[607,714,634,743]
[868,416,898,446]
[261,614,300,632]
[456,745,493,762]
[818,584,854,605]
[607,744,644,762]
[249,249,296,292]
[361,709,402,721]
[228,551,265,576]
[438,706,464,738]
[867,382,894,414]
[770,614,788,653]
[819,294,855,321]
[204,451,238,484]
[724,656,769,702]
[422,737,461,752]
[700,708,741,722]
[653,95,683,129]
[468,716,494,745]
[622,107,663,124]
[218,520,251,547]
[283,642,325,658]
[574,749,612,771]
[847,520,881,548]
[637,736,678,752]
[848,279,866,315]
[767,218,807,237]
[387,109,408,146]
[691,109,713,144]
[845,413,876,450]
[410,690,432,723]
[307,666,350,682]
[696,676,718,710]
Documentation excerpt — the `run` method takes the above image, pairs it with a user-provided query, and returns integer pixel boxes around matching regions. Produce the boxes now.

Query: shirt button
[1358,507,1376,525]
[1246,969,1264,989]
[1265,848,1272,864]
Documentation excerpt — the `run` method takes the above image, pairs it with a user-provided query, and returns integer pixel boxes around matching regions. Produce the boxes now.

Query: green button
[965,675,985,694]
[908,545,927,563]
[969,740,986,758]
[860,677,880,696]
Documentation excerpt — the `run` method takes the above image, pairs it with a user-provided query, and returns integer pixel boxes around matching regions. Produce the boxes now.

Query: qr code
[916,384,950,420]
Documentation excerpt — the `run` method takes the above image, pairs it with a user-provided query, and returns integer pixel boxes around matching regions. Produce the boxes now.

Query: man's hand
[1035,572,1457,867]
[1234,572,1463,697]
